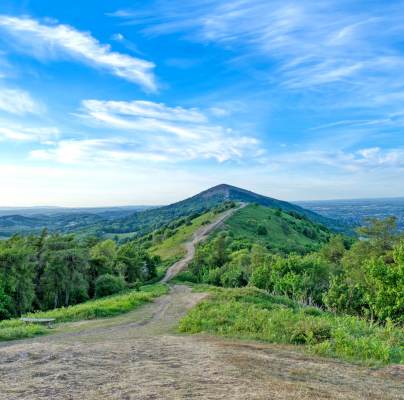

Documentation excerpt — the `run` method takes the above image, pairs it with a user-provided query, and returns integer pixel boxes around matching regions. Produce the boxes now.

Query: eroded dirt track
[162,204,246,283]
[0,285,403,400]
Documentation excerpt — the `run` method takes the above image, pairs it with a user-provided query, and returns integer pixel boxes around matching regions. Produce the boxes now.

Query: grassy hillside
[221,204,331,254]
[0,184,344,238]
[179,286,403,366]
[96,184,342,236]
[149,210,216,261]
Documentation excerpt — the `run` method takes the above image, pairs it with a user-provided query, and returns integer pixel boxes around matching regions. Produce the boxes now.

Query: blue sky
[0,0,403,206]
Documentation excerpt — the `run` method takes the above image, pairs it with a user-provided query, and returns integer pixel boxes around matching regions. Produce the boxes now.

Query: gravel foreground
[0,285,403,400]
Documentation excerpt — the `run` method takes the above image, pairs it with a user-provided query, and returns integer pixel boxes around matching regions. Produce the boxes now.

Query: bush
[257,225,267,235]
[179,286,403,366]
[95,274,126,298]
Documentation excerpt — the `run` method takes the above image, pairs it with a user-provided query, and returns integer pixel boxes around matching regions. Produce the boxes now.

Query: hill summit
[98,184,340,236]
[0,184,342,237]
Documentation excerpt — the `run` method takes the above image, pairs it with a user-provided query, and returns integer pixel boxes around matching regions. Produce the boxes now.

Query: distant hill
[0,184,344,238]
[91,184,344,237]
[0,206,153,237]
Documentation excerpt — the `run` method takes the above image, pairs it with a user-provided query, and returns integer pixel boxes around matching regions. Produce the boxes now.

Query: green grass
[223,204,330,253]
[0,319,47,341]
[0,283,168,341]
[179,286,404,366]
[150,210,216,260]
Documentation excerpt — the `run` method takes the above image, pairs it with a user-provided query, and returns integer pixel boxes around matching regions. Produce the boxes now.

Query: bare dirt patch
[0,284,402,400]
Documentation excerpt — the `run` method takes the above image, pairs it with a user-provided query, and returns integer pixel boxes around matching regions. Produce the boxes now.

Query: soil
[0,285,403,400]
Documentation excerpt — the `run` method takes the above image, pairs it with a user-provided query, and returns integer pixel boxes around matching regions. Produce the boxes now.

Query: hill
[0,184,343,238]
[91,184,342,237]
[220,203,331,254]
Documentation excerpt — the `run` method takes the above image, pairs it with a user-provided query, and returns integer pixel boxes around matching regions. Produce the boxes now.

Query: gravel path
[0,285,402,400]
[161,204,245,283]
[0,204,402,399]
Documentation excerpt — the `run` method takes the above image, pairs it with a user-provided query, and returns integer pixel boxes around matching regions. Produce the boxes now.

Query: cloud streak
[110,1,404,94]
[0,87,42,115]
[32,99,261,164]
[0,15,157,91]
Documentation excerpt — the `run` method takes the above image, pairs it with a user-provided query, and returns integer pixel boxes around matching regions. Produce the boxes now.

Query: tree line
[186,217,403,324]
[0,230,159,319]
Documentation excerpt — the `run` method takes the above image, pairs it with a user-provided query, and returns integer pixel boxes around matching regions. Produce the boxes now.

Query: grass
[150,210,216,260]
[223,204,330,253]
[179,286,404,366]
[0,283,168,341]
[0,319,47,341]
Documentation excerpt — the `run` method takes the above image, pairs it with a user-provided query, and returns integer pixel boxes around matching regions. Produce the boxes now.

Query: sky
[0,0,403,206]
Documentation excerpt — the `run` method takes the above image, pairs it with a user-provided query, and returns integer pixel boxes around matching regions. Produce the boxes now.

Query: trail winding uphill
[162,204,245,283]
[0,205,403,399]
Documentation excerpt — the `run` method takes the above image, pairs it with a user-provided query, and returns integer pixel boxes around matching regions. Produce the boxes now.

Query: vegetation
[0,184,344,238]
[222,204,331,254]
[0,231,160,319]
[184,208,403,325]
[0,284,167,341]
[149,210,219,261]
[179,287,403,366]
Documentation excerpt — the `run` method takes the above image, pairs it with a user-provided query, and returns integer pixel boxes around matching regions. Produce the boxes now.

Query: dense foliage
[185,212,403,324]
[0,230,159,319]
[179,287,403,366]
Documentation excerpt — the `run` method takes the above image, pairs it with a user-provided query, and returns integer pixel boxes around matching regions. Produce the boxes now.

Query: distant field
[296,197,404,230]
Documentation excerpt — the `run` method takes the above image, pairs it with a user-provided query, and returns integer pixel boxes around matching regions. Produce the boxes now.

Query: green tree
[95,274,126,298]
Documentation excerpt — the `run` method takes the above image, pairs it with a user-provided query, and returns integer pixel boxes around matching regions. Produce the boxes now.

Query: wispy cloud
[109,1,404,93]
[32,99,261,164]
[0,87,43,115]
[271,147,404,173]
[0,122,59,142]
[0,15,157,91]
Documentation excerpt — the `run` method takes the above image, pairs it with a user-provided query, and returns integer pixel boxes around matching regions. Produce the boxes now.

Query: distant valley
[297,197,404,231]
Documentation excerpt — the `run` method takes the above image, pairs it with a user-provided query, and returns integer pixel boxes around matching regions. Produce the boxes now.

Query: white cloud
[0,15,157,91]
[0,87,42,115]
[32,99,261,164]
[0,123,59,142]
[270,147,404,173]
[30,138,170,164]
[110,1,404,93]
[82,99,207,124]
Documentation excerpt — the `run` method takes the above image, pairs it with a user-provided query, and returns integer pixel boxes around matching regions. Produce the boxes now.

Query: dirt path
[161,204,245,283]
[0,205,402,399]
[0,285,402,400]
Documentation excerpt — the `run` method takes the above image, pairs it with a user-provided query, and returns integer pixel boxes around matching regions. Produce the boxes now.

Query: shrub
[95,274,126,298]
[179,286,403,366]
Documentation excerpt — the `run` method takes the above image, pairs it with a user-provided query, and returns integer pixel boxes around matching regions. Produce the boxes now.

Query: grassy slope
[0,284,168,341]
[150,210,217,261]
[222,204,330,252]
[179,286,403,366]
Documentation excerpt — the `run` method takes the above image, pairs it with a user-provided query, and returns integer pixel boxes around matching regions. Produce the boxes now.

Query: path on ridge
[161,203,245,283]
[0,204,402,399]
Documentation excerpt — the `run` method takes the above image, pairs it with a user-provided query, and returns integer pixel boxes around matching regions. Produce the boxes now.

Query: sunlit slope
[221,204,331,253]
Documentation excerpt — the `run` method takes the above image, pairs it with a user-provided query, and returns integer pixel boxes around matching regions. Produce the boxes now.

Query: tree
[95,274,126,298]
[0,244,35,315]
[357,216,398,252]
[42,248,89,308]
